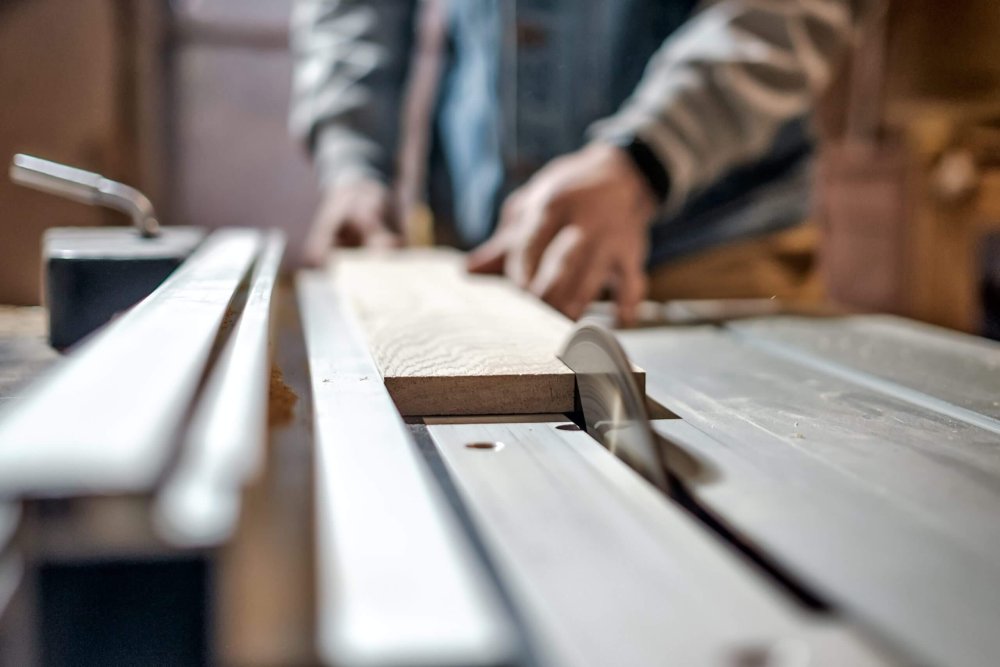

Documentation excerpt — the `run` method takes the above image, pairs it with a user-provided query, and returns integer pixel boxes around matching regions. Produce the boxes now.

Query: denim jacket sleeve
[589,0,879,213]
[289,0,417,188]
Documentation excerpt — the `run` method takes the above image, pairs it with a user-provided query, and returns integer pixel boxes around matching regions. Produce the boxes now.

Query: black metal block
[43,227,205,350]
[38,557,211,667]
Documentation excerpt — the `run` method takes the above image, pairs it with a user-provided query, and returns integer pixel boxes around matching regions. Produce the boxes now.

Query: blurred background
[0,0,318,306]
[1,0,999,336]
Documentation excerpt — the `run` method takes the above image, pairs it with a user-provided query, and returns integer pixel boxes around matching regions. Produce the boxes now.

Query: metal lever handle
[10,154,160,238]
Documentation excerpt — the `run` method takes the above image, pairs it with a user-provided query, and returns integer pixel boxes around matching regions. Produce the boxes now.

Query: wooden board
[331,249,577,416]
[620,325,1000,667]
[427,420,890,667]
[297,272,516,667]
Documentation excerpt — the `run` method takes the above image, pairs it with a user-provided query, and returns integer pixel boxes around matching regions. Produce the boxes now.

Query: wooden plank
[297,272,516,667]
[621,325,1000,667]
[729,314,1000,422]
[332,249,577,416]
[427,420,891,667]
[0,229,261,496]
[154,230,285,547]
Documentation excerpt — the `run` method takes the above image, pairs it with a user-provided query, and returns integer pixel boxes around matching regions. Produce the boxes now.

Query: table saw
[0,230,998,667]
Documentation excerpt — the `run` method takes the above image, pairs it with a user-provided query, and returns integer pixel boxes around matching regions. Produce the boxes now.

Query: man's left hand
[467,142,657,325]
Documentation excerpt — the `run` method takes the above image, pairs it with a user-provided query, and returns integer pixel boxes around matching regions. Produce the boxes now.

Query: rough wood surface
[332,249,577,416]
[427,420,890,667]
[621,324,1000,667]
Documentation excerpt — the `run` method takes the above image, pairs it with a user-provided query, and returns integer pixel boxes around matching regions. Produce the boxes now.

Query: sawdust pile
[268,365,297,427]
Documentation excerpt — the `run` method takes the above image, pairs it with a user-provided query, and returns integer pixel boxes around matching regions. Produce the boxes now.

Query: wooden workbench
[0,307,59,408]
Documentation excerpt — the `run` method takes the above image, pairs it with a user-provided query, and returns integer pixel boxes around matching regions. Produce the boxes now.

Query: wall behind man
[0,0,321,307]
[0,0,122,305]
[168,0,318,266]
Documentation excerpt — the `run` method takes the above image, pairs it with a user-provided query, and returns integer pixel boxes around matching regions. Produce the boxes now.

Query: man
[290,0,874,324]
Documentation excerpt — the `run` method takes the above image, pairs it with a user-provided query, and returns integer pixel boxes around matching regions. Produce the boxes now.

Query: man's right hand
[302,179,401,267]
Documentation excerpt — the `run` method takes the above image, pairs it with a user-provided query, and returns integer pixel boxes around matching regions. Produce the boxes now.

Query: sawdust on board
[268,365,298,427]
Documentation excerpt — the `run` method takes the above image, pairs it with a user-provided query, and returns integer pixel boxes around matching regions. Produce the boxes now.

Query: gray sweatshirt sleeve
[590,0,877,212]
[289,0,417,188]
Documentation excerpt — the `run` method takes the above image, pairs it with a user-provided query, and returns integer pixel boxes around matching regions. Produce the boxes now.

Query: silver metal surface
[428,420,890,667]
[10,154,160,237]
[154,230,286,548]
[624,323,1000,667]
[298,272,516,667]
[0,230,261,497]
[559,322,669,493]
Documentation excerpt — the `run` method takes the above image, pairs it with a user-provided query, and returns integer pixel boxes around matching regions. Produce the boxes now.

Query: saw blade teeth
[559,322,669,493]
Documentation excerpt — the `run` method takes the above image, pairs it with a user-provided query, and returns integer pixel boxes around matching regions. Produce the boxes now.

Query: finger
[366,229,403,249]
[468,223,517,274]
[302,216,339,267]
[498,188,525,228]
[506,196,564,288]
[466,235,508,274]
[301,194,348,265]
[613,257,648,328]
[302,232,327,268]
[563,249,616,321]
[526,227,599,318]
[301,243,327,268]
[342,196,395,247]
[466,188,526,274]
[528,229,603,318]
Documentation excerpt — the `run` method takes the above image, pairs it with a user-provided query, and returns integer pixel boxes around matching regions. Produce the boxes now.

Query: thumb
[302,223,334,268]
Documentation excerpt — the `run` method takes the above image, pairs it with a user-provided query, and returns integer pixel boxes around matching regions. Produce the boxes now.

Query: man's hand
[302,179,401,267]
[467,143,657,325]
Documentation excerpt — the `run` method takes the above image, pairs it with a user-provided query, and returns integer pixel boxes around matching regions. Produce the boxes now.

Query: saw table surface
[620,315,1000,667]
[2,280,999,667]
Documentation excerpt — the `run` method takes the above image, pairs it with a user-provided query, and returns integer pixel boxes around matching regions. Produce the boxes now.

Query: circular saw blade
[559,322,669,493]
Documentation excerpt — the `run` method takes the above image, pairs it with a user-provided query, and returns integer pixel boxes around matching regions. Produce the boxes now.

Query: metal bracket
[10,154,160,238]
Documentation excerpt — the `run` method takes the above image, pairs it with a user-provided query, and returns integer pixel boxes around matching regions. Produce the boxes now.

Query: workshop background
[2,0,1000,336]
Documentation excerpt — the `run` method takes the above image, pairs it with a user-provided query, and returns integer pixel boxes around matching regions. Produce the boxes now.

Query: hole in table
[465,441,504,451]
[556,423,582,431]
